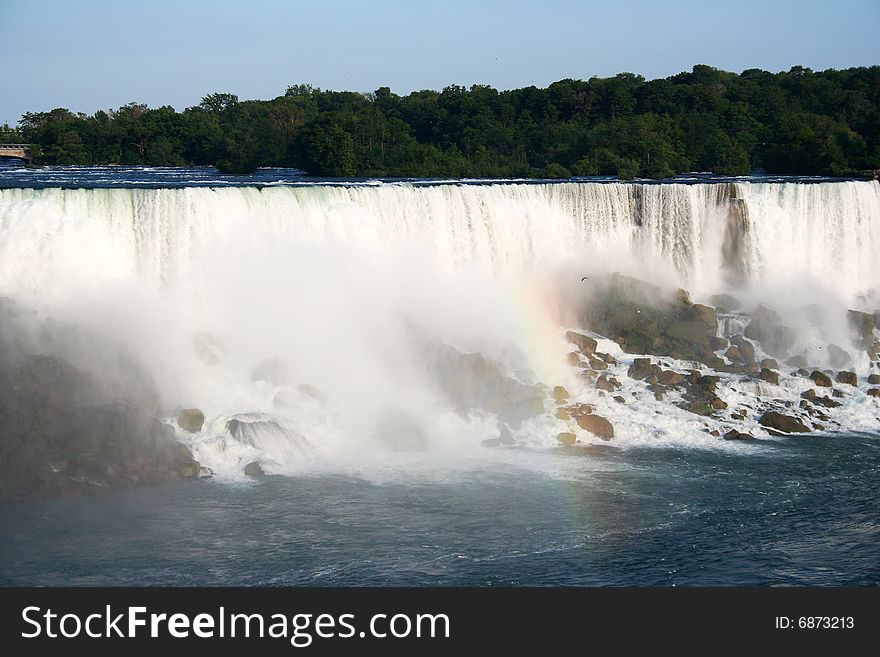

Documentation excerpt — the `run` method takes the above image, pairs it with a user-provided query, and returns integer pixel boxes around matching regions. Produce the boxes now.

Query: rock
[868,374,880,385]
[847,309,876,347]
[251,356,290,386]
[178,408,205,433]
[758,368,779,385]
[657,370,685,386]
[761,358,779,370]
[297,383,328,403]
[595,375,616,392]
[598,352,617,364]
[566,403,594,417]
[744,306,796,357]
[565,331,597,355]
[729,335,756,362]
[827,344,851,369]
[566,352,583,367]
[709,429,721,437]
[724,429,754,441]
[835,371,858,386]
[731,411,746,421]
[724,345,744,362]
[648,383,666,400]
[684,399,715,416]
[795,368,811,378]
[868,388,880,398]
[627,358,654,380]
[810,371,832,387]
[613,395,626,404]
[244,461,266,477]
[711,293,742,311]
[708,336,729,351]
[576,273,717,363]
[832,388,844,398]
[786,354,809,368]
[552,385,570,403]
[575,414,614,440]
[687,370,702,384]
[498,424,516,445]
[801,388,817,400]
[556,432,577,446]
[588,356,608,370]
[711,397,728,410]
[801,389,841,408]
[758,411,810,434]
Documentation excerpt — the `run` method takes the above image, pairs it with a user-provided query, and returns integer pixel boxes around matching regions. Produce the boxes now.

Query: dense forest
[1,65,878,178]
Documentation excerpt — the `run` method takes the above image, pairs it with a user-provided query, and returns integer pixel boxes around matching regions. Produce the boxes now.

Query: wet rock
[297,383,328,403]
[758,411,810,435]
[566,403,594,417]
[627,358,654,380]
[566,352,583,367]
[827,344,851,369]
[595,375,617,392]
[724,429,754,441]
[868,388,880,398]
[686,370,702,384]
[832,389,844,398]
[648,383,666,401]
[552,385,570,403]
[244,461,266,477]
[599,352,617,364]
[565,331,597,355]
[178,408,205,433]
[786,354,809,368]
[725,345,744,362]
[251,356,290,386]
[758,368,779,385]
[556,432,577,446]
[576,273,717,363]
[847,309,876,348]
[657,370,685,386]
[744,306,796,357]
[613,395,626,404]
[711,293,741,312]
[709,429,721,437]
[708,336,729,351]
[761,358,779,370]
[576,413,614,440]
[711,397,728,410]
[729,335,756,362]
[588,356,608,371]
[555,408,571,420]
[684,399,715,416]
[810,371,832,387]
[498,424,516,445]
[835,371,857,386]
[868,374,880,385]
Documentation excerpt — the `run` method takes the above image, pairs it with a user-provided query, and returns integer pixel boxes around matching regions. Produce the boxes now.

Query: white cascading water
[1,181,878,474]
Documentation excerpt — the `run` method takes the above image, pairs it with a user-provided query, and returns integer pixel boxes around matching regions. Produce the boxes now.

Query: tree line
[1,65,878,178]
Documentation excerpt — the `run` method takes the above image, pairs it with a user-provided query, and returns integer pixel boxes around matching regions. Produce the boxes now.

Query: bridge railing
[0,144,31,149]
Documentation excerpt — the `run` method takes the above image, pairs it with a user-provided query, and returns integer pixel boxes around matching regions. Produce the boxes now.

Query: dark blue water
[0,161,856,189]
[2,434,877,586]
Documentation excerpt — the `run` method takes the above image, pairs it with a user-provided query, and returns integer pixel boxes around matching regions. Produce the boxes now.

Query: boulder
[835,371,858,386]
[498,424,516,445]
[710,293,742,312]
[786,354,809,368]
[868,388,880,398]
[576,273,717,364]
[613,395,626,404]
[711,397,728,410]
[723,429,754,441]
[565,331,597,355]
[761,358,780,370]
[575,414,614,440]
[657,370,685,386]
[556,432,577,446]
[627,358,654,380]
[595,375,616,392]
[744,306,796,357]
[729,335,756,362]
[566,403,594,417]
[244,461,266,477]
[588,356,608,371]
[178,408,205,433]
[552,385,570,403]
[758,368,779,385]
[868,374,880,385]
[758,411,810,434]
[724,345,744,362]
[809,371,832,387]
[827,344,851,369]
[708,336,729,351]
[847,309,876,347]
[598,352,617,364]
[566,352,583,367]
[251,356,290,386]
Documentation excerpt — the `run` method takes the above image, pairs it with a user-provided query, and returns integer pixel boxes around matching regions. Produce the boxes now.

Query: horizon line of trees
[1,64,878,178]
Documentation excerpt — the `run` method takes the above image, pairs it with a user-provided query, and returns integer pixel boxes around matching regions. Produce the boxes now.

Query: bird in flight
[581,276,589,281]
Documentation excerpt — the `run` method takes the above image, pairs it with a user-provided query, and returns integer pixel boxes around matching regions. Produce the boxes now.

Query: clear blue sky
[1,0,878,125]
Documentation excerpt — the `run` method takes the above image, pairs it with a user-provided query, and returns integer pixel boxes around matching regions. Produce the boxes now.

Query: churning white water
[1,181,878,474]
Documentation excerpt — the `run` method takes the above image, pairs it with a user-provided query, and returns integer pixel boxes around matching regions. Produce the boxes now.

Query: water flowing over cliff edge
[1,180,878,490]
